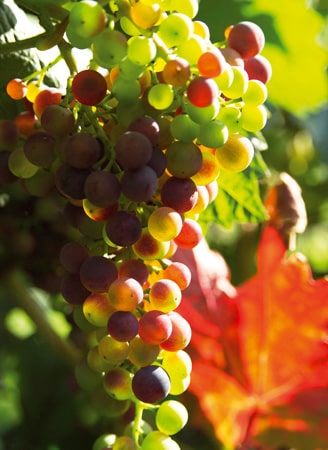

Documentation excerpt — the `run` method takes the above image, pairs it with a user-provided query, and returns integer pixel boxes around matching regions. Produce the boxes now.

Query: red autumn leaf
[176,227,328,449]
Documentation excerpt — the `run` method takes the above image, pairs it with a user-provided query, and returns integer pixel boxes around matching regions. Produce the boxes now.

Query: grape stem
[132,400,145,448]
[3,268,81,367]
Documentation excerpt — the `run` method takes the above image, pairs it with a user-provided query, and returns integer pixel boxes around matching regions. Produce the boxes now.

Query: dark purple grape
[121,166,158,202]
[107,311,139,342]
[0,119,19,150]
[79,255,118,292]
[63,133,103,169]
[40,104,75,136]
[84,170,121,207]
[115,131,152,170]
[128,116,160,145]
[105,211,142,247]
[118,259,149,285]
[61,273,90,304]
[132,365,170,403]
[147,147,166,177]
[24,131,56,168]
[161,176,198,213]
[59,241,89,273]
[55,164,91,200]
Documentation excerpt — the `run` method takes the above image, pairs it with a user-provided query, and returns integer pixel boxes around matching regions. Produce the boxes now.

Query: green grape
[141,431,181,450]
[155,400,188,435]
[119,56,146,80]
[103,367,133,400]
[127,36,157,66]
[242,79,268,105]
[87,345,113,373]
[92,30,128,69]
[176,34,207,65]
[148,206,183,241]
[92,433,117,450]
[69,0,107,38]
[120,15,140,36]
[83,292,115,328]
[149,279,182,312]
[147,84,174,110]
[8,148,38,178]
[197,120,229,149]
[66,23,94,49]
[116,100,146,127]
[158,13,193,48]
[74,358,102,391]
[215,134,254,172]
[222,66,249,99]
[112,77,141,103]
[128,335,160,367]
[161,349,192,379]
[217,104,242,133]
[241,104,267,132]
[113,436,137,450]
[98,335,129,365]
[214,64,234,90]
[170,114,200,143]
[168,373,190,395]
[184,99,220,124]
[169,0,199,18]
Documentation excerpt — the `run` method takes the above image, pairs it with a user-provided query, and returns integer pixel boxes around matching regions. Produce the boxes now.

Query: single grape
[140,431,181,450]
[59,241,88,273]
[132,365,170,403]
[65,23,94,49]
[160,311,192,352]
[130,1,161,29]
[148,206,183,242]
[197,48,226,78]
[241,104,267,132]
[71,69,108,106]
[221,66,249,99]
[79,255,118,293]
[155,400,188,435]
[215,134,254,172]
[184,99,220,124]
[98,335,129,365]
[242,79,268,105]
[83,292,115,327]
[163,262,191,290]
[107,311,139,342]
[105,210,142,247]
[132,228,170,261]
[87,345,113,373]
[162,57,191,87]
[40,104,75,136]
[68,0,107,38]
[191,150,221,186]
[55,164,91,200]
[220,47,244,68]
[127,35,157,66]
[108,277,144,311]
[63,133,103,169]
[120,166,158,202]
[149,279,182,313]
[244,54,272,84]
[158,13,193,47]
[118,259,149,285]
[115,131,153,170]
[6,78,27,100]
[92,433,117,450]
[176,34,207,65]
[128,335,160,367]
[92,30,128,69]
[174,217,203,249]
[8,148,38,179]
[187,76,219,108]
[227,20,265,59]
[138,310,173,345]
[169,0,199,18]
[60,273,90,304]
[113,436,137,450]
[147,84,174,111]
[128,116,160,146]
[84,170,121,207]
[23,131,56,168]
[103,367,133,400]
[119,56,146,81]
[165,141,203,179]
[161,176,198,213]
[33,88,62,118]
[74,358,102,391]
[197,120,229,149]
[112,77,141,103]
[170,114,200,143]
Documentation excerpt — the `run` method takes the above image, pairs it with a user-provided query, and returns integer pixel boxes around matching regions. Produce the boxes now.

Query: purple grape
[161,176,198,213]
[121,166,158,202]
[84,170,121,207]
[105,210,142,247]
[115,131,153,170]
[132,365,171,403]
[107,311,139,342]
[79,255,118,292]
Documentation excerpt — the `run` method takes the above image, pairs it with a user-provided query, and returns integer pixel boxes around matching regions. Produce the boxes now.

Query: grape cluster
[2,0,271,448]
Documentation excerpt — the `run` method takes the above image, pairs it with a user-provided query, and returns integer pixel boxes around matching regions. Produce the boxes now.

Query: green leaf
[200,166,268,229]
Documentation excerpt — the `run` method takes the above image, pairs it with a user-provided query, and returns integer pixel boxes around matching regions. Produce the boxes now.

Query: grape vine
[1,1,272,449]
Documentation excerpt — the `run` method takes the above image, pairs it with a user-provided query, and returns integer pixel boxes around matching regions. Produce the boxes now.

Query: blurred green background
[0,1,327,449]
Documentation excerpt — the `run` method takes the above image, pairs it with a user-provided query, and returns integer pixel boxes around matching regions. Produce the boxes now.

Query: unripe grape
[148,206,183,242]
[170,113,200,143]
[147,84,174,110]
[156,400,188,435]
[69,0,107,38]
[87,345,113,373]
[165,141,203,179]
[113,436,137,450]
[242,79,268,105]
[158,13,193,48]
[93,30,128,69]
[132,228,170,260]
[176,34,207,65]
[108,277,144,311]
[128,335,160,366]
[130,1,161,29]
[98,335,129,364]
[241,104,267,132]
[141,431,181,450]
[197,120,228,149]
[92,433,117,450]
[215,134,254,172]
[8,148,38,179]
[222,66,249,99]
[83,292,115,327]
[103,367,133,400]
[127,36,157,66]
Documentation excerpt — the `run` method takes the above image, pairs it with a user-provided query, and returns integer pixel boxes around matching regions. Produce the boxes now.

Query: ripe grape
[107,311,139,342]
[23,131,56,168]
[187,76,219,108]
[79,255,118,292]
[61,273,90,304]
[160,311,192,352]
[132,365,170,403]
[138,310,173,345]
[120,165,158,202]
[155,400,188,435]
[128,116,160,146]
[130,1,161,29]
[40,104,75,136]
[162,57,191,87]
[191,151,221,186]
[115,131,153,170]
[215,134,254,172]
[59,241,88,273]
[227,21,265,59]
[165,141,203,179]
[105,211,142,247]
[244,54,272,84]
[197,48,226,78]
[6,78,27,100]
[161,176,198,213]
[118,259,149,285]
[108,277,144,311]
[220,47,244,68]
[163,262,191,290]
[63,133,103,169]
[33,88,62,118]
[174,217,203,249]
[71,69,108,106]
[55,164,91,200]
[84,171,121,207]
[132,228,170,260]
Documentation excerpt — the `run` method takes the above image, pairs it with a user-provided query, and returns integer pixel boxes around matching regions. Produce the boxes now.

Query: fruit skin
[215,134,254,172]
[227,21,265,59]
[71,69,107,106]
[132,365,171,403]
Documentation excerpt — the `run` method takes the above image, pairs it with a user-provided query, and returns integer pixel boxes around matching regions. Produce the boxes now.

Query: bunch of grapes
[2,1,271,448]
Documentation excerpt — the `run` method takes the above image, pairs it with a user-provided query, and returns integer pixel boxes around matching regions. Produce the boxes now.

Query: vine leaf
[176,227,328,449]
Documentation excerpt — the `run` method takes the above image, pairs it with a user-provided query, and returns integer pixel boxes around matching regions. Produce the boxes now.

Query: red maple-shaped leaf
[177,227,328,449]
